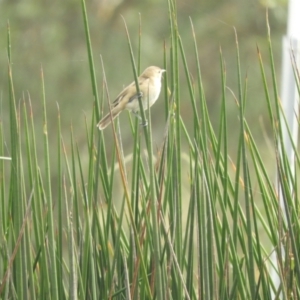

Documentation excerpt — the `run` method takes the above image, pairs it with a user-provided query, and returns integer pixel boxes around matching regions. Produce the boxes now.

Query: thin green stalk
[28,97,50,296]
[22,98,36,300]
[122,16,163,299]
[40,67,59,299]
[7,26,25,298]
[234,29,256,298]
[80,0,100,119]
[56,104,64,298]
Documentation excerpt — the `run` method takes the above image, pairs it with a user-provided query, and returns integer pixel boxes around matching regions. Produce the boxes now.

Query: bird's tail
[97,108,121,130]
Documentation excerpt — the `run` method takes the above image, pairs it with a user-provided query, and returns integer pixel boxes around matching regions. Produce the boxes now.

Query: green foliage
[0,0,299,299]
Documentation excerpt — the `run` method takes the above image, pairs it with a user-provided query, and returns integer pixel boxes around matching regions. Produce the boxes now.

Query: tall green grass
[1,0,300,299]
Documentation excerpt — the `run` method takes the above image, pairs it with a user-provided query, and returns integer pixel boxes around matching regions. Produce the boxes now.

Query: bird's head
[141,66,166,79]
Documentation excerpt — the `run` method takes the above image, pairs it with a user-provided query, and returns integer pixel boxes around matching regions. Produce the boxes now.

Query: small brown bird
[97,66,165,130]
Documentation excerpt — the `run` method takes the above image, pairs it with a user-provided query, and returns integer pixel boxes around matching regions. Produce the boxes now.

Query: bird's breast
[125,78,161,112]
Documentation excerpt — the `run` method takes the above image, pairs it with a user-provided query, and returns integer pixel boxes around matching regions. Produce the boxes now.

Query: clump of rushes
[1,1,299,299]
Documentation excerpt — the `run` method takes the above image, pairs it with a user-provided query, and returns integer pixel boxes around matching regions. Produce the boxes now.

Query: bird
[97,66,165,130]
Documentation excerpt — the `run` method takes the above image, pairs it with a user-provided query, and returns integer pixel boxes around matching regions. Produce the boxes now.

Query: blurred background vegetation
[0,0,287,181]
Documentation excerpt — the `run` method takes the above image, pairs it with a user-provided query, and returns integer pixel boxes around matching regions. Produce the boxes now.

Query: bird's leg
[132,111,142,121]
[129,92,143,103]
[141,120,148,127]
[132,111,148,127]
[132,92,147,126]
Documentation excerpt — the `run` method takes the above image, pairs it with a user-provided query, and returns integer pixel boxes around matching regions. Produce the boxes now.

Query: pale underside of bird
[97,66,165,130]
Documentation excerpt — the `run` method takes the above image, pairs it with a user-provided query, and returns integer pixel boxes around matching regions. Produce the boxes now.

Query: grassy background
[1,0,300,299]
[0,0,286,169]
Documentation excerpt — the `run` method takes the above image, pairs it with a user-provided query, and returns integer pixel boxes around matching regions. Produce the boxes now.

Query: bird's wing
[111,81,135,107]
[111,78,148,106]
[128,77,150,103]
